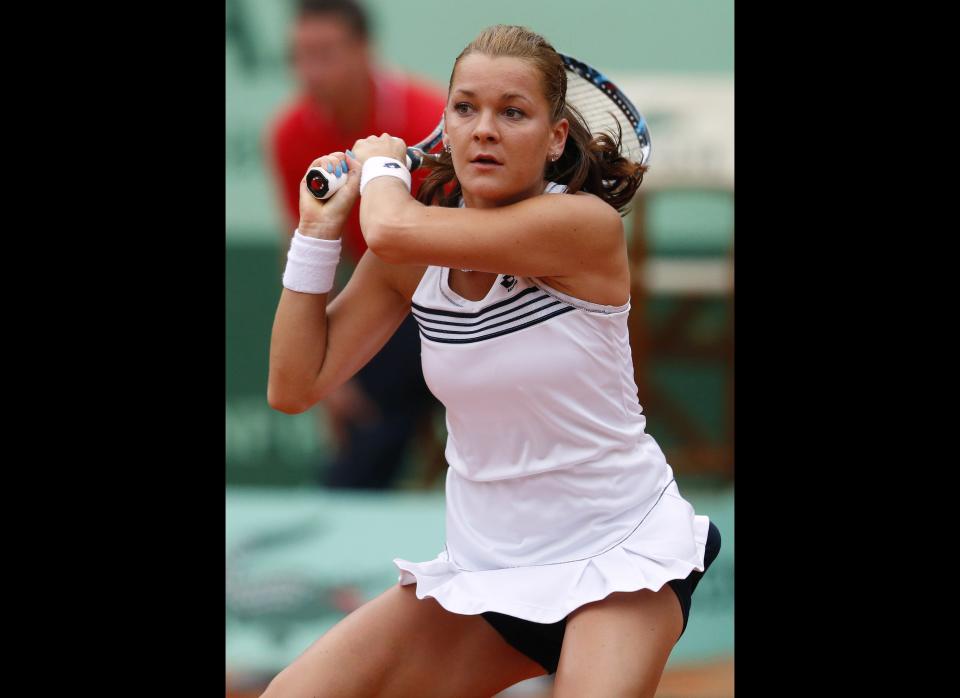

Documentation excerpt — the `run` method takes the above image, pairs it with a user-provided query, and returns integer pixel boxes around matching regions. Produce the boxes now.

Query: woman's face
[445,54,568,209]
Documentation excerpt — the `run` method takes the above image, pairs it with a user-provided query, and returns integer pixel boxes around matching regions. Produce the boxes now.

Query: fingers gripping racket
[306,52,651,200]
[305,124,444,199]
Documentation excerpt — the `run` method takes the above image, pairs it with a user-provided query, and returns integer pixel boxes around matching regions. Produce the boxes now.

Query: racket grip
[308,150,420,200]
[306,166,349,200]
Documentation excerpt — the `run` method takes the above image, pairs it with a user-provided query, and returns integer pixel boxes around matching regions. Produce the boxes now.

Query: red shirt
[268,70,447,261]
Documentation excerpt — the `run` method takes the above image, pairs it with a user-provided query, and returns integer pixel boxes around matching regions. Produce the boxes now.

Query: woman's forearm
[358,177,424,264]
[268,288,332,414]
[268,224,343,414]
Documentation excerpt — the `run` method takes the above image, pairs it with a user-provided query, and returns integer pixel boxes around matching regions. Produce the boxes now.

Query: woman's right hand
[298,151,361,239]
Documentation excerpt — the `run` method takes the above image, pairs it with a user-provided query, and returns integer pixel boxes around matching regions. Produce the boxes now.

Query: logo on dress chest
[500,275,517,292]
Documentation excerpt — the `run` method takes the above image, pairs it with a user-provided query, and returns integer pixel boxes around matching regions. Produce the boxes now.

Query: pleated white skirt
[394,470,710,624]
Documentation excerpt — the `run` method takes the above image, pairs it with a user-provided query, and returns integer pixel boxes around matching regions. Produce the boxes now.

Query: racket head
[559,53,651,167]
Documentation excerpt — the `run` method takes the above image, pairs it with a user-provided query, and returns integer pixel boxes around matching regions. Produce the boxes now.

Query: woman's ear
[552,118,569,155]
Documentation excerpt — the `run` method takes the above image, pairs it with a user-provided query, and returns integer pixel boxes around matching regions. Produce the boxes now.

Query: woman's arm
[268,150,421,414]
[350,131,624,278]
[268,248,417,414]
[361,182,624,278]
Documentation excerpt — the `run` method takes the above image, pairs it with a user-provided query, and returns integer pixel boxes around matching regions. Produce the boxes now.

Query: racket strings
[565,73,644,165]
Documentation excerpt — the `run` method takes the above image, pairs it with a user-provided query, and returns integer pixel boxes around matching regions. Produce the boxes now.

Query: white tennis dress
[393,184,711,624]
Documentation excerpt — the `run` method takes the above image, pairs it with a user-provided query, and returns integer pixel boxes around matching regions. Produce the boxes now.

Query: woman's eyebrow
[452,88,533,104]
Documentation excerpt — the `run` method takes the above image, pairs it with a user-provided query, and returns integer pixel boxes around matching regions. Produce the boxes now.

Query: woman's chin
[459,175,524,206]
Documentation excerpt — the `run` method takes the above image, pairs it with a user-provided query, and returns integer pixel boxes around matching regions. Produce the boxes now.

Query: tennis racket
[306,52,651,200]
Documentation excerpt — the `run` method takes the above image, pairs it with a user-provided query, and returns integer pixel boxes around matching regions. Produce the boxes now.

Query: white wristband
[282,230,342,294]
[360,156,411,195]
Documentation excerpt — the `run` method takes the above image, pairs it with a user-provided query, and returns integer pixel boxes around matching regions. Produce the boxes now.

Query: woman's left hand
[350,133,408,166]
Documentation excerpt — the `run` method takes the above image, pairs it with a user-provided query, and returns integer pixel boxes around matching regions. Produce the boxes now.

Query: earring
[550,152,559,162]
[443,143,452,154]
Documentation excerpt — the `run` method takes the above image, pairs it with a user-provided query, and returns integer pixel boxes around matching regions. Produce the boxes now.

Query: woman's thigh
[261,583,547,698]
[553,587,683,698]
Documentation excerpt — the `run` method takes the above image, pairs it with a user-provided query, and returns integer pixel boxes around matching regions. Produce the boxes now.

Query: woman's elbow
[364,221,399,262]
[362,209,413,264]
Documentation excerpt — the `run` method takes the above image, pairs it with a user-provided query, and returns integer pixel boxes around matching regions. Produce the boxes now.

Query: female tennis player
[266,24,721,698]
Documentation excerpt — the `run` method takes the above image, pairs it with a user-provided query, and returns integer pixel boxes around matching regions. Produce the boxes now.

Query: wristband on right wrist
[360,156,412,195]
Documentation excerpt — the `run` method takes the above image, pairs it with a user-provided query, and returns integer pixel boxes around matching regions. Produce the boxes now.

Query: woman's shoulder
[533,189,629,307]
[533,187,624,246]
[543,185,620,217]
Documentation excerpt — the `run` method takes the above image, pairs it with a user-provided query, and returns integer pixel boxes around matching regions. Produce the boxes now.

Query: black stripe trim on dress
[415,300,562,336]
[418,306,576,344]
[411,285,541,319]
[411,293,555,328]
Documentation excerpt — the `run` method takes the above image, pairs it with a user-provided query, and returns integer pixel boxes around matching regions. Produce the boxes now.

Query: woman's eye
[454,103,472,114]
[504,108,524,119]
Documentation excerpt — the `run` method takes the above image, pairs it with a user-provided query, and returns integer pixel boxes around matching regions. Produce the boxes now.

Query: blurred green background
[227,0,733,689]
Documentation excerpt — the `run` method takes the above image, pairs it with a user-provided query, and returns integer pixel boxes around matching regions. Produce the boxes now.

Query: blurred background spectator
[258,0,448,490]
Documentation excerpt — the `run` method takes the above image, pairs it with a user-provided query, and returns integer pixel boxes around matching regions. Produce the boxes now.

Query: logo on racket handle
[305,168,341,200]
[307,149,437,200]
